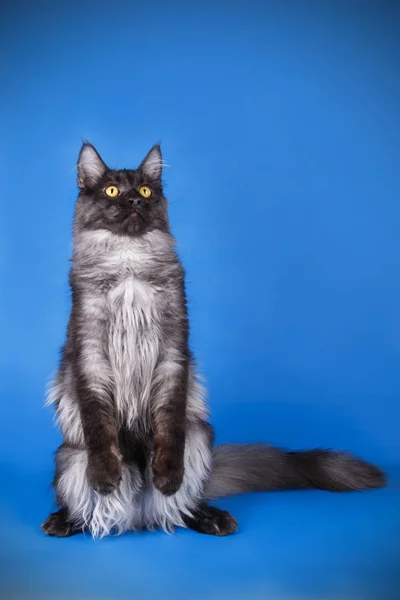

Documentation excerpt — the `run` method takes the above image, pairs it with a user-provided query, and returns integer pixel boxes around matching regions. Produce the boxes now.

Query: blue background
[1,1,399,599]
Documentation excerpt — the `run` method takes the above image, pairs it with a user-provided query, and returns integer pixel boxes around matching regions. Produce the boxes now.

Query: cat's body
[43,143,385,539]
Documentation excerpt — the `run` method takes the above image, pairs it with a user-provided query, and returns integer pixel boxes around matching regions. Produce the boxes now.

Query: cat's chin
[120,212,145,235]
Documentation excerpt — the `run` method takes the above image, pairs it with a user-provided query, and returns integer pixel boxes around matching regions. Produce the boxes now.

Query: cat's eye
[139,185,152,198]
[105,185,120,198]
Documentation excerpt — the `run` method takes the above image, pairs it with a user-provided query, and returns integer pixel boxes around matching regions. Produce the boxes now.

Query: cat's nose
[128,197,140,206]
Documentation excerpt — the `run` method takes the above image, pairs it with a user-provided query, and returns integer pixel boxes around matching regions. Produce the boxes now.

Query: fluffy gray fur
[44,143,385,539]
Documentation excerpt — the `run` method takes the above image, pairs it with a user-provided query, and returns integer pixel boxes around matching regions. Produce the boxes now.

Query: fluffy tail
[204,444,386,499]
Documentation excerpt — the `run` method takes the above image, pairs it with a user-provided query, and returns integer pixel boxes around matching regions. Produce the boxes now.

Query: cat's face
[76,143,168,236]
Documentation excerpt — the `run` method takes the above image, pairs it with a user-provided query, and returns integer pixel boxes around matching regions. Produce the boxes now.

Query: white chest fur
[74,229,176,429]
[75,229,174,280]
[108,276,160,426]
[107,275,161,428]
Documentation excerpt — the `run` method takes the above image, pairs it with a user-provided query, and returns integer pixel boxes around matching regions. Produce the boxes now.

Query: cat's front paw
[152,447,184,496]
[87,449,122,494]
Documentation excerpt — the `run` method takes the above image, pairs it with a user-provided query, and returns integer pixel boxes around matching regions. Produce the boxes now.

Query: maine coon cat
[42,143,385,538]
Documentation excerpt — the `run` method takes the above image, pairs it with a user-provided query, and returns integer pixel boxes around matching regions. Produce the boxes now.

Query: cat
[42,143,385,538]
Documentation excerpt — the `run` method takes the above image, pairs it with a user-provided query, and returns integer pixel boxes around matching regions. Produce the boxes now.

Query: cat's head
[76,143,168,236]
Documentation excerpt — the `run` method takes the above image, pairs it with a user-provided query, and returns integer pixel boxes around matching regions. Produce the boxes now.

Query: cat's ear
[77,143,107,189]
[138,144,163,181]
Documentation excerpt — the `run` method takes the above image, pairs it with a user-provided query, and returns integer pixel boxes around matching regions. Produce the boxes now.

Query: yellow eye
[139,185,152,198]
[105,185,120,198]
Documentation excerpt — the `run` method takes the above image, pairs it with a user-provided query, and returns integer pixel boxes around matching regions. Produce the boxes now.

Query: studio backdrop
[1,1,399,600]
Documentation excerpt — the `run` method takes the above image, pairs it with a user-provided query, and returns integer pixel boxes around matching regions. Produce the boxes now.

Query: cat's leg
[44,444,144,538]
[151,411,237,536]
[41,507,81,538]
[181,502,238,536]
[144,419,215,532]
[49,338,121,495]
[150,351,188,497]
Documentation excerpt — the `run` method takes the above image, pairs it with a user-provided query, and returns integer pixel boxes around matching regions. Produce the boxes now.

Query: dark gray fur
[206,445,385,499]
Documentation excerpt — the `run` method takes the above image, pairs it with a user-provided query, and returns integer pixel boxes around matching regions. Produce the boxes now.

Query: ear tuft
[139,144,163,180]
[77,143,107,189]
